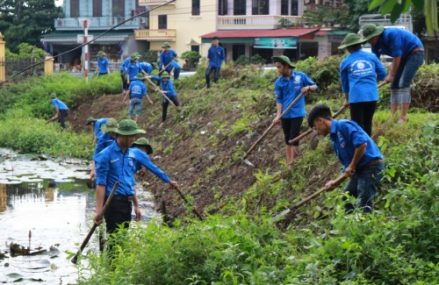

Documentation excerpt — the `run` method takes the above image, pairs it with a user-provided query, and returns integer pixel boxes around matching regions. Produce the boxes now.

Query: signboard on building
[254,37,297,49]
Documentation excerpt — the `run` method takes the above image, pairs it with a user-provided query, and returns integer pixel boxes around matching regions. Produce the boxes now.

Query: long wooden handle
[172,185,203,221]
[144,76,176,106]
[71,181,119,264]
[243,92,306,160]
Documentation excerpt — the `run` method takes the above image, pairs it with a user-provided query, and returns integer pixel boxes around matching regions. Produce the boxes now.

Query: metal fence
[4,58,44,81]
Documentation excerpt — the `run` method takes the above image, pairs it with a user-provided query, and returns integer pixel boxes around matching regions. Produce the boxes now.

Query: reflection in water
[0,184,6,212]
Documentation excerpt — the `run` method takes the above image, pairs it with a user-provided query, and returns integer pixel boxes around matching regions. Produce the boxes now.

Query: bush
[181,51,201,70]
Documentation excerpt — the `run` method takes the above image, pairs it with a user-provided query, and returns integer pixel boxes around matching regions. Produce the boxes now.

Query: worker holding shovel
[339,33,387,136]
[308,104,384,213]
[272,55,317,169]
[150,71,180,127]
[49,94,69,129]
[94,119,179,235]
[124,73,153,122]
[159,42,180,80]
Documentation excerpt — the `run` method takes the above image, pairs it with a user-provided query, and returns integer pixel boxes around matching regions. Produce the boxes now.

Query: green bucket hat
[131,52,141,60]
[361,24,384,41]
[338,33,366,50]
[161,42,171,48]
[97,51,106,57]
[101,118,118,133]
[133,137,153,154]
[161,71,171,78]
[114,119,146,136]
[272,55,295,69]
[86,116,97,125]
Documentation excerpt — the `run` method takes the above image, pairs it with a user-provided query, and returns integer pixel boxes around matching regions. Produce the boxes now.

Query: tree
[0,0,62,52]
[368,0,438,36]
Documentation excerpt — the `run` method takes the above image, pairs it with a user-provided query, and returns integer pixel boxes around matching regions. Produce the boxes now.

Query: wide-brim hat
[161,71,170,78]
[133,137,153,154]
[361,24,384,41]
[338,33,367,50]
[97,51,106,57]
[115,119,146,136]
[162,42,171,48]
[131,52,141,60]
[101,118,118,133]
[272,55,295,68]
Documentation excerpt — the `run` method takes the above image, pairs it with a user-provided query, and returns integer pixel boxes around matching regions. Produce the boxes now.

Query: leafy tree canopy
[0,0,62,52]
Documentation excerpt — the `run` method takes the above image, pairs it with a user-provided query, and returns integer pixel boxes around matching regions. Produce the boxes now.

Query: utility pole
[82,18,89,81]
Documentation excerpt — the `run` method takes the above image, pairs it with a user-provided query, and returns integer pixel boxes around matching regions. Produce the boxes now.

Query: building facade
[42,0,147,71]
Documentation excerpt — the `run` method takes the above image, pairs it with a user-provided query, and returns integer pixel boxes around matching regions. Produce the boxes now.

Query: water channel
[0,148,159,284]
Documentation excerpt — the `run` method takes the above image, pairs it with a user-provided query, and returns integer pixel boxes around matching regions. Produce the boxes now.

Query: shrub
[181,51,202,71]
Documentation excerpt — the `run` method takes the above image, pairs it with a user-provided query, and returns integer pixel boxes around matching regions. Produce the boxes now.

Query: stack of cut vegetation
[411,63,439,112]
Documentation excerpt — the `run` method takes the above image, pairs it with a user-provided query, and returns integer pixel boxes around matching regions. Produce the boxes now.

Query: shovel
[143,75,178,106]
[71,181,119,264]
[171,184,203,221]
[273,174,347,228]
[242,92,306,167]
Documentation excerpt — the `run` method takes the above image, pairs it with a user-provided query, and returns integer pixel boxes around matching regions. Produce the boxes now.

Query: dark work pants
[350,101,377,136]
[162,96,180,122]
[59,110,68,129]
[205,66,220,88]
[104,199,132,234]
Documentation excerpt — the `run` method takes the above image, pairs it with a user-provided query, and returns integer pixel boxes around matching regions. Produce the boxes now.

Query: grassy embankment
[0,73,121,158]
[69,60,438,284]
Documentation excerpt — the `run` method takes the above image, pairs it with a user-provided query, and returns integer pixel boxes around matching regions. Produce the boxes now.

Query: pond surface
[0,149,159,284]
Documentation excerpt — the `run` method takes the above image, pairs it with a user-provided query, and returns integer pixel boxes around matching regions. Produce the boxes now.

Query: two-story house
[42,0,147,70]
[136,0,336,64]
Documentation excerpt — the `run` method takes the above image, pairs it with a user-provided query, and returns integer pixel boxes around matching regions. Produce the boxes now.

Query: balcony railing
[217,15,302,30]
[134,29,176,41]
[54,17,144,30]
[138,0,176,6]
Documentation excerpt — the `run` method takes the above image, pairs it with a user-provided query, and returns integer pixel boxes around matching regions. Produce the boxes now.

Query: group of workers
[46,24,424,251]
[274,23,423,213]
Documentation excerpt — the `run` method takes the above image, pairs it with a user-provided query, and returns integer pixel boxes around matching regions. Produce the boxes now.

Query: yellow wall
[149,0,217,64]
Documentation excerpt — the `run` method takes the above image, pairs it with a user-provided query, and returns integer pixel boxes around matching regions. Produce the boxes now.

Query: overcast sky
[55,0,63,7]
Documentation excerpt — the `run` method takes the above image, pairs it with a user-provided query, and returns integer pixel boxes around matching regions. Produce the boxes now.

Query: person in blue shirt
[94,119,179,234]
[339,33,387,136]
[205,37,225,88]
[139,61,154,75]
[125,52,141,86]
[308,104,384,213]
[159,42,180,80]
[124,74,153,122]
[361,24,424,124]
[132,137,153,155]
[150,71,180,126]
[49,94,69,128]
[120,53,140,98]
[96,51,111,75]
[272,55,317,169]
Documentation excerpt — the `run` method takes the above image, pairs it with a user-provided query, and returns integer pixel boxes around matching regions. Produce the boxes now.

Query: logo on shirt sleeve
[294,75,302,84]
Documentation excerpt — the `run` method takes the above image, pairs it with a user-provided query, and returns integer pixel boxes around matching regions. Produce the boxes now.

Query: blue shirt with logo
[274,71,316,119]
[139,62,154,74]
[330,119,383,171]
[51,98,69,110]
[372,28,423,59]
[208,45,225,68]
[126,62,140,81]
[95,141,171,197]
[93,132,114,160]
[151,76,177,98]
[340,50,387,103]
[160,49,177,69]
[129,80,147,99]
[97,57,109,74]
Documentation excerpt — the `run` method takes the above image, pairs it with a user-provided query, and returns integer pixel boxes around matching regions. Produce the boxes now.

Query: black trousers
[350,101,377,136]
[205,66,220,88]
[162,96,180,122]
[59,110,68,129]
[104,199,132,234]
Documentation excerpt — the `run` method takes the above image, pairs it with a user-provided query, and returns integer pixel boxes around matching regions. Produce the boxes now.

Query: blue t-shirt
[330,119,383,171]
[119,57,131,72]
[208,45,225,68]
[93,133,114,160]
[274,71,316,119]
[372,28,423,59]
[126,62,140,81]
[95,141,171,197]
[340,50,387,103]
[94,118,109,138]
[97,57,109,74]
[51,98,69,110]
[129,80,147,99]
[131,148,171,183]
[151,76,177,98]
[160,49,177,68]
[139,62,153,74]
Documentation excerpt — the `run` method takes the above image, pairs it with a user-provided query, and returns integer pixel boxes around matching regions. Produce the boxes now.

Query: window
[191,45,200,53]
[112,0,125,17]
[281,0,289,15]
[218,0,228,15]
[291,0,299,16]
[93,0,102,17]
[252,0,269,15]
[70,0,79,17]
[233,0,246,15]
[192,0,200,16]
[232,44,245,61]
[158,15,167,29]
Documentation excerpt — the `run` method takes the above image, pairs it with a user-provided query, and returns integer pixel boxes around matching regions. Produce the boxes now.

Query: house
[41,0,148,71]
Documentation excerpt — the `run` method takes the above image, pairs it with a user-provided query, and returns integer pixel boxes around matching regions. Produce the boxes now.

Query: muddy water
[0,149,159,284]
